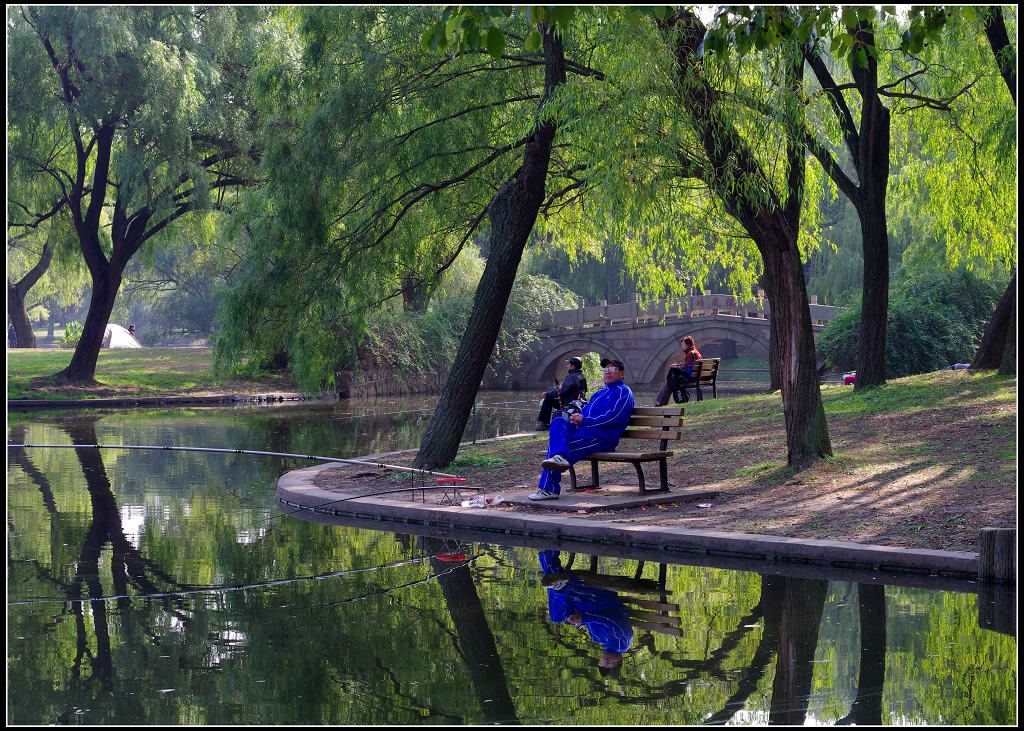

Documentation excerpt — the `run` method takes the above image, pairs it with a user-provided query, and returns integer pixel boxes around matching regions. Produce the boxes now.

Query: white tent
[103,324,143,349]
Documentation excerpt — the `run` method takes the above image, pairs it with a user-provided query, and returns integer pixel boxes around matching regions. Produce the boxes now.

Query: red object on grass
[843,373,856,385]
[436,477,467,483]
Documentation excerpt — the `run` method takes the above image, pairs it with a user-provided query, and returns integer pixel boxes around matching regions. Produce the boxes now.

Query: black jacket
[548,368,587,401]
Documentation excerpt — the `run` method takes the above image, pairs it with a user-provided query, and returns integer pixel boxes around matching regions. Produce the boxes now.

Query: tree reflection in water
[58,419,195,712]
[425,537,519,724]
[6,409,1013,725]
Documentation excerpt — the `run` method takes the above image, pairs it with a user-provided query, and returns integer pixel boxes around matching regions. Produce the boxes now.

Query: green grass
[732,461,795,485]
[6,347,295,400]
[821,369,1014,417]
[450,454,510,471]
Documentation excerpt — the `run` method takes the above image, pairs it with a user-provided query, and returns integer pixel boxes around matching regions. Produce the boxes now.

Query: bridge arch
[636,321,771,384]
[530,336,628,386]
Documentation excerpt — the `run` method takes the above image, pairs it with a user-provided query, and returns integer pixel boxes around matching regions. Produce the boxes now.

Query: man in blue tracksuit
[529,357,634,501]
[538,550,633,676]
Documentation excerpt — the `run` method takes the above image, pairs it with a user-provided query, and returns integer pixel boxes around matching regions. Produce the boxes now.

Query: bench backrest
[622,406,684,449]
[692,358,721,383]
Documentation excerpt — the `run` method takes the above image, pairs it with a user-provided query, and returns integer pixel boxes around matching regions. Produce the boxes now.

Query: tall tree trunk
[972,12,1015,374]
[982,7,1016,105]
[850,23,891,390]
[997,290,1016,376]
[414,26,565,469]
[803,21,892,390]
[663,9,831,468]
[769,46,807,396]
[855,181,890,389]
[55,265,123,384]
[55,124,120,384]
[755,218,832,467]
[7,240,53,348]
[971,272,1016,371]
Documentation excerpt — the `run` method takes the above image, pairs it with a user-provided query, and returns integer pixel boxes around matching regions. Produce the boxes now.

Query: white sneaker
[528,489,559,501]
[541,454,571,471]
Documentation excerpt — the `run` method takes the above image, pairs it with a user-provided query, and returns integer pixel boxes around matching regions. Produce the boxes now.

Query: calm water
[6,396,1017,725]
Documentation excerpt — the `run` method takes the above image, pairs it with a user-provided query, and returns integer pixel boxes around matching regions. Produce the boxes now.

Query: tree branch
[395,95,540,144]
[803,45,861,158]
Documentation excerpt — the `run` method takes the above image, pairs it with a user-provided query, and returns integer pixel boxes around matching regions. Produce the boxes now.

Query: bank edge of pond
[277,461,981,587]
[7,391,333,410]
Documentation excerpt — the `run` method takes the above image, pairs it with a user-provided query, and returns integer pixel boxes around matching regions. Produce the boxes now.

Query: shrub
[56,321,83,349]
[817,268,1002,377]
[360,273,577,383]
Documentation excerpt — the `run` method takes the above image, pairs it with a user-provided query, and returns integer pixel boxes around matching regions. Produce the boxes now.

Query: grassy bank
[6,347,297,400]
[314,369,1016,552]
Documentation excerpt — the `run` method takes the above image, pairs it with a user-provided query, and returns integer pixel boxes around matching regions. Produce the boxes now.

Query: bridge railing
[539,292,842,331]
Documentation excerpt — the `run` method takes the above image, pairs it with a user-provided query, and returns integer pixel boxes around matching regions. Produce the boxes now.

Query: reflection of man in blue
[538,551,633,676]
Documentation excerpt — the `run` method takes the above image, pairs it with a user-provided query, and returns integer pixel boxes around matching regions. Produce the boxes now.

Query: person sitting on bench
[529,358,634,501]
[537,356,588,430]
[655,335,702,406]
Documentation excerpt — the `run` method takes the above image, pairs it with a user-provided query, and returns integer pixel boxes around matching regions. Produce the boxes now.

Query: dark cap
[600,358,625,370]
[566,357,583,368]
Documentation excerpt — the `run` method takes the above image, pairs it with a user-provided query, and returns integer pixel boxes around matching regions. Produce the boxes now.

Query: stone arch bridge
[501,293,841,390]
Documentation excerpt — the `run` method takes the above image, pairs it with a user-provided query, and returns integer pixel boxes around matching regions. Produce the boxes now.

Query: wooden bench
[681,358,720,401]
[566,406,683,495]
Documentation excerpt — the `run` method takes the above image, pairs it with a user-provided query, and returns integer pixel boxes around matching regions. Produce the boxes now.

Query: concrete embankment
[277,462,981,590]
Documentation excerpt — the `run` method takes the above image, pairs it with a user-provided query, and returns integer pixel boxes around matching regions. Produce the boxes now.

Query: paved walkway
[277,461,981,589]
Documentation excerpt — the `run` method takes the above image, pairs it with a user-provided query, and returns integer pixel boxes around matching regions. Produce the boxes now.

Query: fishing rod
[5,443,458,479]
[8,442,487,522]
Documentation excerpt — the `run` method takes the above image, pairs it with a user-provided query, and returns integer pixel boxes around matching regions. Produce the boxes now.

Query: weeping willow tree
[700,6,1017,387]
[510,8,833,466]
[214,7,591,467]
[216,7,533,387]
[7,6,266,382]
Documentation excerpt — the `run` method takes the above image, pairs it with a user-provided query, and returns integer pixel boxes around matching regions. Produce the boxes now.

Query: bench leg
[659,458,669,492]
[634,462,647,495]
[568,461,602,491]
[696,384,703,401]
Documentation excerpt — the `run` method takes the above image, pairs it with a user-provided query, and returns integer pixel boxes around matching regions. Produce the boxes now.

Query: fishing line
[6,443,458,479]
[331,406,439,419]
[287,556,480,613]
[329,399,538,420]
[268,482,483,525]
[7,555,450,606]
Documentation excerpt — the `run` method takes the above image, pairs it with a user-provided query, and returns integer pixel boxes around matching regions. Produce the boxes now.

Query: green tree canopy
[7,5,267,380]
[215,7,594,392]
